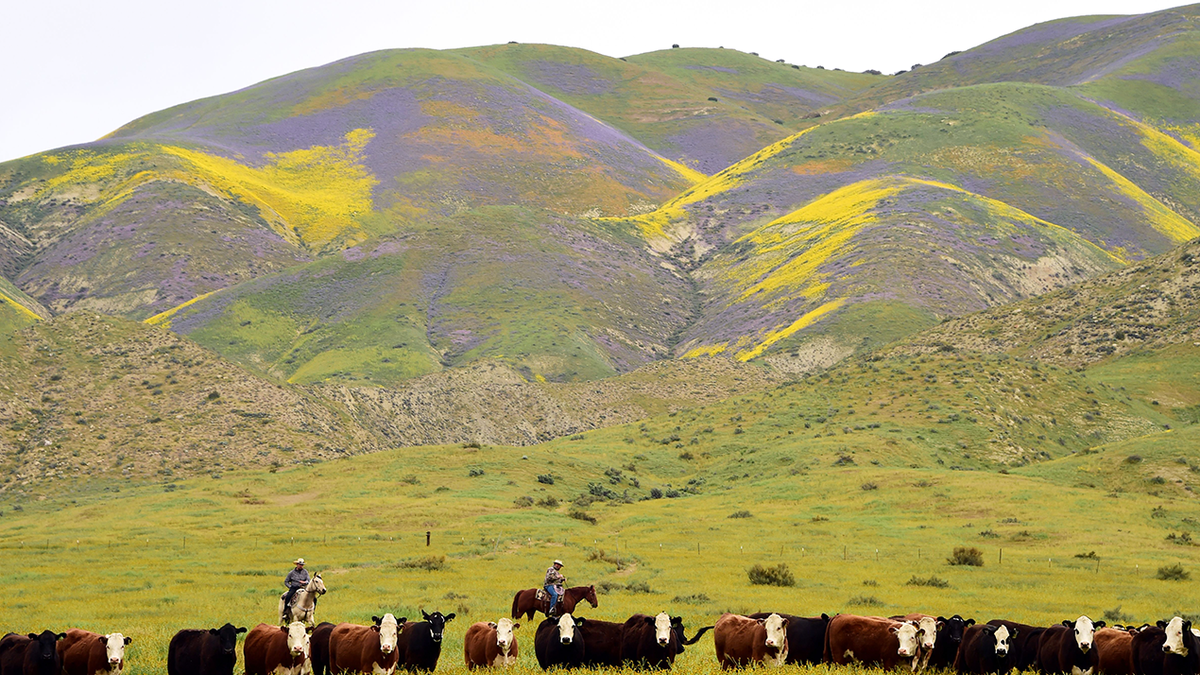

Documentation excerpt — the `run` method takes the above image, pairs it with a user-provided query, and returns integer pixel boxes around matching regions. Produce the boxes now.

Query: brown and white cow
[328,614,403,675]
[463,619,519,669]
[713,613,789,669]
[245,623,311,675]
[58,630,131,675]
[824,614,921,671]
[892,614,942,672]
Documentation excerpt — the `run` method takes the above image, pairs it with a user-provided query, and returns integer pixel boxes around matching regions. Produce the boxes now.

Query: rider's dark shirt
[285,568,310,589]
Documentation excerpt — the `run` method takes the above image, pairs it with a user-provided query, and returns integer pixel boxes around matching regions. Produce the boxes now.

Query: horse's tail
[511,591,522,620]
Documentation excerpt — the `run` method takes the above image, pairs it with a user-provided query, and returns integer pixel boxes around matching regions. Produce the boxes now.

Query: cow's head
[491,618,518,652]
[101,634,131,668]
[917,616,940,651]
[310,574,327,595]
[937,616,973,647]
[27,631,65,663]
[371,614,399,655]
[643,613,672,647]
[283,623,308,658]
[210,625,246,655]
[992,625,1015,657]
[757,613,788,650]
[1162,617,1191,656]
[891,621,920,658]
[556,615,582,645]
[420,611,455,644]
[1063,616,1102,653]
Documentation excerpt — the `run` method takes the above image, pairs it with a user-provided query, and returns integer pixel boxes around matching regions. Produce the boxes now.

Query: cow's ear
[889,626,900,634]
[372,616,382,625]
[937,620,946,631]
[27,634,37,640]
[397,618,407,627]
[1062,620,1073,628]
[57,633,67,640]
[422,610,432,621]
[1095,621,1106,628]
[781,618,789,628]
[512,624,520,631]
[488,622,497,629]
[306,626,314,635]
[966,619,976,626]
[671,617,683,626]
[444,614,456,623]
[822,614,830,621]
[644,617,656,626]
[937,617,947,623]
[757,619,766,626]
[1158,621,1169,629]
[575,618,585,626]
[124,637,132,645]
[237,627,248,634]
[208,629,220,636]
[1010,629,1019,639]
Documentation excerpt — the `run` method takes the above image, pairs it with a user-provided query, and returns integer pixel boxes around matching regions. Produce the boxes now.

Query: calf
[1039,616,1106,675]
[58,631,132,675]
[463,619,519,669]
[1096,627,1137,675]
[245,623,311,675]
[824,614,920,670]
[534,615,586,670]
[955,623,1015,674]
[748,613,830,665]
[0,631,66,675]
[328,614,403,675]
[988,620,1045,672]
[167,624,247,675]
[396,611,455,672]
[714,613,789,669]
[309,623,335,675]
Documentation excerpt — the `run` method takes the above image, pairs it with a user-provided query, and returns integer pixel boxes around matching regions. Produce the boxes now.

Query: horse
[510,585,597,621]
[279,573,327,627]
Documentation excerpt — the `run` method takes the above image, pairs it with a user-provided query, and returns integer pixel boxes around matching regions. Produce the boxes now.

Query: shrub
[649,488,664,499]
[596,580,622,594]
[625,581,653,594]
[513,496,533,508]
[747,563,795,587]
[1074,551,1099,560]
[398,556,446,571]
[468,468,485,477]
[1104,605,1133,623]
[906,575,950,588]
[1152,506,1168,518]
[569,509,597,524]
[537,474,555,485]
[1125,455,1143,464]
[948,546,984,566]
[672,593,711,604]
[1157,563,1190,581]
[861,482,878,491]
[536,496,559,508]
[728,510,753,519]
[847,595,884,607]
[979,529,1000,539]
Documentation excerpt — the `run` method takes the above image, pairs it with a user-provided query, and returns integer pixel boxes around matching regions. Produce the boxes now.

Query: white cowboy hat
[294,558,305,565]
[553,559,564,566]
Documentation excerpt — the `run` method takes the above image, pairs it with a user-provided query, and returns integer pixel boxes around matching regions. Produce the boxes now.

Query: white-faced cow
[1133,618,1200,675]
[824,614,920,671]
[956,623,1016,674]
[534,615,586,670]
[988,620,1045,672]
[245,622,311,675]
[713,613,789,669]
[463,619,519,669]
[1039,616,1106,675]
[328,614,403,675]
[58,630,131,675]
[747,613,830,665]
[167,624,247,675]
[892,614,943,671]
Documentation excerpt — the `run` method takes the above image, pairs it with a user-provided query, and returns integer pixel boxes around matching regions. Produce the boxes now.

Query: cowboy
[544,559,565,616]
[282,558,309,622]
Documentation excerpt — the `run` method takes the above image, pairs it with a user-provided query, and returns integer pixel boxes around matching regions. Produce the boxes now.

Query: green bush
[948,546,984,566]
[397,555,446,571]
[906,575,950,588]
[747,563,795,587]
[727,510,753,519]
[1157,563,1190,581]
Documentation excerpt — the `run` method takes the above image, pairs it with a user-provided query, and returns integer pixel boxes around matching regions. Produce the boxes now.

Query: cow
[577,618,627,667]
[328,614,403,675]
[1133,618,1200,675]
[395,611,455,672]
[823,614,920,671]
[988,620,1045,672]
[892,614,943,671]
[245,623,311,675]
[714,613,789,669]
[309,623,335,675]
[929,616,974,670]
[534,615,586,670]
[1096,626,1138,675]
[58,630,132,675]
[955,623,1015,674]
[1039,616,1106,675]
[167,624,247,675]
[746,613,830,666]
[0,631,66,675]
[463,619,519,669]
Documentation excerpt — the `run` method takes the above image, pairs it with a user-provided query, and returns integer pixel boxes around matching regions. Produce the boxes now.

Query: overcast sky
[0,0,1186,163]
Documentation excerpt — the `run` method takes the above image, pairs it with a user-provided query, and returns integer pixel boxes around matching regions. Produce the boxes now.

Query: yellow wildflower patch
[1082,155,1199,244]
[144,290,220,328]
[736,299,845,362]
[42,148,153,194]
[683,343,728,359]
[161,129,378,251]
[0,290,44,322]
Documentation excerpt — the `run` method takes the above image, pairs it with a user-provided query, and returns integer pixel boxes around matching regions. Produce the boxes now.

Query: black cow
[396,611,455,672]
[988,620,1045,672]
[1039,617,1106,675]
[930,615,975,670]
[747,613,829,665]
[309,622,335,675]
[167,624,247,675]
[0,631,65,675]
[578,618,626,667]
[1132,619,1200,675]
[956,624,1016,675]
[534,615,586,670]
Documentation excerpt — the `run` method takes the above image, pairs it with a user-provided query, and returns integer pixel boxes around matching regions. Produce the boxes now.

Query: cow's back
[244,624,285,675]
[329,623,390,675]
[579,619,625,667]
[1096,629,1135,675]
[396,621,442,672]
[748,613,827,665]
[825,614,897,668]
[0,635,30,675]
[1038,625,1072,674]
[58,630,102,675]
[463,623,493,669]
[168,631,218,675]
[1133,628,1167,675]
[714,614,769,669]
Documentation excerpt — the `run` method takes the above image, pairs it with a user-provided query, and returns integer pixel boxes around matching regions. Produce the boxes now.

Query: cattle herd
[3,606,1198,675]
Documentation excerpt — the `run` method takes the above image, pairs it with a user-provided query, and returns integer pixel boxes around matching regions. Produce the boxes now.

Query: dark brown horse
[511,585,598,621]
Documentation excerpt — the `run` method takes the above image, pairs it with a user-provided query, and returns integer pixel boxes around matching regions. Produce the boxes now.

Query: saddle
[535,589,549,602]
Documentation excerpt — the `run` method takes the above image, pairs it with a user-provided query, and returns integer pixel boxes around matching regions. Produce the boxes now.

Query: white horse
[279,573,326,627]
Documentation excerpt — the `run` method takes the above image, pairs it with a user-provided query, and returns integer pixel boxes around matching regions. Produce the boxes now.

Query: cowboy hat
[553,559,564,566]
[294,558,305,565]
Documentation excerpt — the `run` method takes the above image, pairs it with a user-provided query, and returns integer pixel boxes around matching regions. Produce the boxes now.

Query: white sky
[0,0,1187,163]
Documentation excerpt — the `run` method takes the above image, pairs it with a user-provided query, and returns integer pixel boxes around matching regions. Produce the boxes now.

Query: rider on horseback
[282,558,308,623]
[544,559,565,616]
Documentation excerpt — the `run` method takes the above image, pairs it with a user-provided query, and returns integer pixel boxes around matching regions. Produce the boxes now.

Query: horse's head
[310,573,327,595]
[585,585,598,608]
